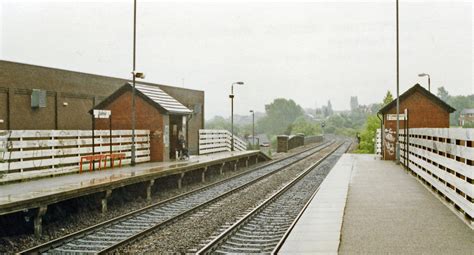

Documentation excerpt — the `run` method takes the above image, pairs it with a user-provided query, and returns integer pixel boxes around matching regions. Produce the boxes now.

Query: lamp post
[131,0,145,166]
[230,81,244,151]
[249,110,255,147]
[395,0,400,164]
[418,73,431,92]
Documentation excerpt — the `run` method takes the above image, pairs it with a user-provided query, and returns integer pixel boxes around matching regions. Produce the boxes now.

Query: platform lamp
[418,73,431,92]
[230,81,244,151]
[249,110,255,147]
[395,0,400,164]
[131,0,146,166]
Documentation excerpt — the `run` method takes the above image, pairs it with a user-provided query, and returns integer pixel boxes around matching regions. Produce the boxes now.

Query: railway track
[20,140,335,254]
[197,141,350,254]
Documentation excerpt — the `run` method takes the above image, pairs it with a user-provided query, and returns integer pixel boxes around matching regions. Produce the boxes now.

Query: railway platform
[0,150,270,236]
[279,154,473,254]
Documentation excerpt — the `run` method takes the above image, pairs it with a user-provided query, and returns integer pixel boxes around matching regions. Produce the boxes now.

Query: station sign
[93,109,111,119]
[387,113,407,121]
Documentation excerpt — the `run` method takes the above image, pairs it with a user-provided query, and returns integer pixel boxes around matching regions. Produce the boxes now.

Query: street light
[131,0,145,166]
[249,110,255,147]
[230,81,244,151]
[418,73,431,92]
[395,0,400,164]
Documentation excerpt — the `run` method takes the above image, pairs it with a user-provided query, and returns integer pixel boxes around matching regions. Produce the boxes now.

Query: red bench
[105,153,126,168]
[79,153,126,173]
[79,154,107,173]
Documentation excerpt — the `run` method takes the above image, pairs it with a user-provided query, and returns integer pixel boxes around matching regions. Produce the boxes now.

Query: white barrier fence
[198,129,247,155]
[0,129,150,176]
[375,128,382,155]
[399,128,473,221]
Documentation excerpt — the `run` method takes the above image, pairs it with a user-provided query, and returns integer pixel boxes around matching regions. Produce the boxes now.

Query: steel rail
[196,142,348,254]
[20,140,335,254]
[271,141,352,254]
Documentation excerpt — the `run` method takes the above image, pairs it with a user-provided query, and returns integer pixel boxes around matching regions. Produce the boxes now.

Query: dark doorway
[169,115,183,159]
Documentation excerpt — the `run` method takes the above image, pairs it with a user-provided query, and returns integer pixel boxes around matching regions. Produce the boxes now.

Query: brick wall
[383,90,450,160]
[0,60,204,154]
[95,91,166,162]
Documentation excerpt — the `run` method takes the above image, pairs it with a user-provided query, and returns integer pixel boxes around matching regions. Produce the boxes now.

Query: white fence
[399,128,473,220]
[0,130,150,176]
[375,128,382,155]
[198,129,247,155]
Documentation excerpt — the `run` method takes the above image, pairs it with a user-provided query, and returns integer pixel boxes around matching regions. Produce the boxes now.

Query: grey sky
[1,0,472,118]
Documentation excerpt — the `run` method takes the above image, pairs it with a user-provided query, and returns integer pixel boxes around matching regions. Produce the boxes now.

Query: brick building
[93,83,192,162]
[0,60,204,154]
[378,84,455,160]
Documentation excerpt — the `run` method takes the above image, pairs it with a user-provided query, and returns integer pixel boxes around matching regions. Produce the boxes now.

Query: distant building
[378,84,455,160]
[459,109,474,126]
[350,96,359,111]
[246,134,270,146]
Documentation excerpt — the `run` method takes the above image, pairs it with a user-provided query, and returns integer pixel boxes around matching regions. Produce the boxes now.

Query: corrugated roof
[134,83,193,114]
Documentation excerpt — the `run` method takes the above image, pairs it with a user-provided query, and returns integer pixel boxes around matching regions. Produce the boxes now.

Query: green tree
[383,91,394,105]
[437,86,450,102]
[257,98,304,135]
[436,86,474,126]
[356,115,381,153]
[291,116,322,136]
[447,95,474,126]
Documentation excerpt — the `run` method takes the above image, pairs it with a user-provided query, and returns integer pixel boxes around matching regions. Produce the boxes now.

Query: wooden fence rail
[0,130,150,175]
[198,129,247,155]
[399,128,473,222]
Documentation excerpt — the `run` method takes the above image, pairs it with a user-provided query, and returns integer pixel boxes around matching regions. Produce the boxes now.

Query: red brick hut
[92,82,193,162]
[378,84,455,160]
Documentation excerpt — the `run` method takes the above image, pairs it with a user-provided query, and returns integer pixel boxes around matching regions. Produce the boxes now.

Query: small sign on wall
[93,109,111,119]
[387,114,407,121]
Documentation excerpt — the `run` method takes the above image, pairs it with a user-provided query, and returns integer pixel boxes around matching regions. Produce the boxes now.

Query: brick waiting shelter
[378,84,456,160]
[92,82,193,162]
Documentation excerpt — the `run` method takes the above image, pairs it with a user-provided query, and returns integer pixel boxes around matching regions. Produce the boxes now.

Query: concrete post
[146,179,155,202]
[177,172,185,189]
[201,167,208,183]
[34,205,48,238]
[219,163,225,175]
[101,189,112,213]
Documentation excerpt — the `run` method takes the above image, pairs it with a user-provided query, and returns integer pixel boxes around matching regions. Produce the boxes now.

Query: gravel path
[2,143,323,253]
[117,143,340,253]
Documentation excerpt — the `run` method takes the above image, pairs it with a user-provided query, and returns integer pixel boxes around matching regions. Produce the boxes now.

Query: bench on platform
[80,153,126,173]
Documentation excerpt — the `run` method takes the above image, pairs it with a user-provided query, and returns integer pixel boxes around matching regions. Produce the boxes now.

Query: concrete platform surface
[339,154,473,254]
[279,154,354,254]
[0,150,264,216]
[280,154,473,254]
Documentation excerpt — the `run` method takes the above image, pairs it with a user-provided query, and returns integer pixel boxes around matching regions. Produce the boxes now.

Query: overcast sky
[1,0,472,118]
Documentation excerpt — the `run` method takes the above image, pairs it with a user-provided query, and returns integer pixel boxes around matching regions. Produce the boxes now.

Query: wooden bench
[79,154,107,173]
